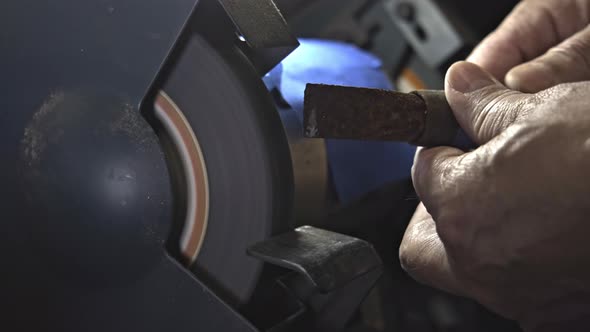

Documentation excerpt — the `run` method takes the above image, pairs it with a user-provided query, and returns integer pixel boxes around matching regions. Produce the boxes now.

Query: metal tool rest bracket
[248,226,383,332]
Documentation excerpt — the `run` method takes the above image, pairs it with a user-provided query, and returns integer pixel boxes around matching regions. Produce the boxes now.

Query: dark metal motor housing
[0,0,267,330]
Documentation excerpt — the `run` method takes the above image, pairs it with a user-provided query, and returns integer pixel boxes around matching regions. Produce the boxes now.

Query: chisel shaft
[303,83,474,149]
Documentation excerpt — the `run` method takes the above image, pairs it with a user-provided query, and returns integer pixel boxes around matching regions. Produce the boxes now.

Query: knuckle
[399,236,427,274]
[411,152,429,180]
[436,218,466,250]
[412,149,443,194]
[550,37,590,72]
[399,231,442,279]
[413,152,464,216]
[471,89,532,140]
[563,37,590,61]
[433,200,477,253]
[411,158,430,196]
[507,95,535,123]
[398,244,418,273]
[399,216,440,275]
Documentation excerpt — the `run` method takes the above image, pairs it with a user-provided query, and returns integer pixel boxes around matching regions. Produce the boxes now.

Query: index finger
[468,0,587,80]
[399,203,465,295]
[411,146,465,220]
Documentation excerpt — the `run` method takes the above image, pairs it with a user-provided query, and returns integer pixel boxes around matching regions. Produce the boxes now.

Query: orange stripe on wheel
[154,91,209,263]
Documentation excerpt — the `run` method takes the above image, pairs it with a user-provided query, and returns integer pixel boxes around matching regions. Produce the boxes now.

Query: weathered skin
[400,1,590,330]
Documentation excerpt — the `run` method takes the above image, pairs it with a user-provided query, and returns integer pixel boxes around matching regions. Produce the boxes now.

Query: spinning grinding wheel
[154,34,294,303]
[3,0,378,330]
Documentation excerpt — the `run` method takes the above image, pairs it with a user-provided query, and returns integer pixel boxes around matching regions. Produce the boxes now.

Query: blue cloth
[265,39,416,203]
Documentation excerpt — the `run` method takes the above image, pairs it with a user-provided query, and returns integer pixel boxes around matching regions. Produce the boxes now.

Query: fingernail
[447,61,497,94]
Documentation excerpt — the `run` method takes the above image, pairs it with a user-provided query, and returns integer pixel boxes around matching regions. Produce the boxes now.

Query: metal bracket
[217,0,300,74]
[248,226,383,331]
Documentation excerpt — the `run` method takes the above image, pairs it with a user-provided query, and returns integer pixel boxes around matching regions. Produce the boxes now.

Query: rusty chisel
[303,83,474,149]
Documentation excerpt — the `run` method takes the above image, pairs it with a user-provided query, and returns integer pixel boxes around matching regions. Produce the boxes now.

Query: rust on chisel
[303,84,427,142]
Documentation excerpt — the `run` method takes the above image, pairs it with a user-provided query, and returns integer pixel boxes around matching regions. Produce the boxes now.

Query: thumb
[445,61,537,144]
[506,25,590,93]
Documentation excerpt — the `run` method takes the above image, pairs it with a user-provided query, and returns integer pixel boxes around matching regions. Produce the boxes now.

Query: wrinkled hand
[401,1,590,330]
[401,61,590,331]
[469,0,590,93]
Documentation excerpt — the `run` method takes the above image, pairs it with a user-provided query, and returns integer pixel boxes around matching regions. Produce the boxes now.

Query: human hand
[400,61,590,331]
[468,0,590,93]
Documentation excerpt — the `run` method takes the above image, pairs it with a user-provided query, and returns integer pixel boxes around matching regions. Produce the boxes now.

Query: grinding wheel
[153,34,294,303]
